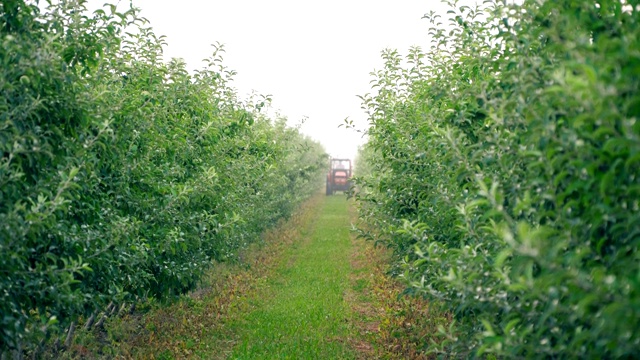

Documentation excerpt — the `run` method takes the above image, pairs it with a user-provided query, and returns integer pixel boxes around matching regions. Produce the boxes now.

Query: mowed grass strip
[229,195,355,359]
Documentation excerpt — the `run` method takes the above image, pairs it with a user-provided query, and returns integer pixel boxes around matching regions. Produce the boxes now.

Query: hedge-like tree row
[1,0,326,353]
[354,0,639,357]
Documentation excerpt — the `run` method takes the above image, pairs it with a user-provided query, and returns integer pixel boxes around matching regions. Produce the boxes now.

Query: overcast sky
[86,0,473,160]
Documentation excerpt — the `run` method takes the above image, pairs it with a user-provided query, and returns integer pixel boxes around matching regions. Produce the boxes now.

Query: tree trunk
[84,312,96,330]
[109,302,118,316]
[95,302,114,328]
[64,322,76,348]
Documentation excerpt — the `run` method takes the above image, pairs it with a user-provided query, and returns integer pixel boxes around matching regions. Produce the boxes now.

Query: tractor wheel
[326,181,332,196]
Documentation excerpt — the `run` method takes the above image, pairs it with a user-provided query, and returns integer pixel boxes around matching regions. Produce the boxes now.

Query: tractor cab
[326,158,352,195]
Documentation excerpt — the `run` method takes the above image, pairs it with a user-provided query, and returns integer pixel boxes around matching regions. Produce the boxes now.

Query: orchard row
[1,1,326,353]
[353,0,640,358]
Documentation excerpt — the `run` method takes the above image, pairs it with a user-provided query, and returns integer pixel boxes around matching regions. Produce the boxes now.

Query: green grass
[49,193,442,359]
[228,195,355,359]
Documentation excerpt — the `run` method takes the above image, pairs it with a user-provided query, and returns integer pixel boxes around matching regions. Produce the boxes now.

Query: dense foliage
[354,0,640,357]
[1,0,326,353]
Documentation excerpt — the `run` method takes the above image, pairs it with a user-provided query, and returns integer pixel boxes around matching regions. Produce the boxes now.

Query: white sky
[86,0,472,160]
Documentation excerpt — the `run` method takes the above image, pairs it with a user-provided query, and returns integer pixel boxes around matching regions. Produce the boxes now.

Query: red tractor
[326,158,352,195]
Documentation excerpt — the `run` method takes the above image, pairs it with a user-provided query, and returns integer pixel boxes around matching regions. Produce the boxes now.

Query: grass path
[59,193,443,359]
[227,195,355,359]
